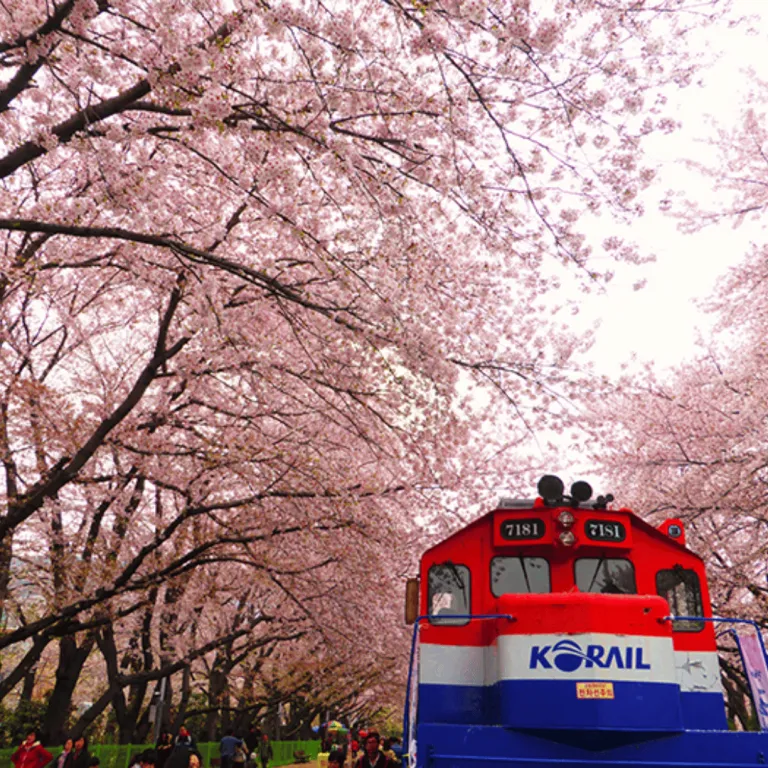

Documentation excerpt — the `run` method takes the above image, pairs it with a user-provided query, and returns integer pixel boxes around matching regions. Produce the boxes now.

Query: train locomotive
[402,475,768,768]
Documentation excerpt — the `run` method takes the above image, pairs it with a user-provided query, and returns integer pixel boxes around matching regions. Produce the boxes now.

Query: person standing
[164,745,201,768]
[257,734,273,768]
[174,726,195,751]
[54,738,74,768]
[220,729,243,768]
[232,739,248,768]
[354,733,387,768]
[11,731,53,768]
[244,726,260,768]
[70,736,90,768]
[156,731,174,768]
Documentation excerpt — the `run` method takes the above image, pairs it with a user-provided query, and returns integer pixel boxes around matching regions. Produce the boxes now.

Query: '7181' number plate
[584,519,626,542]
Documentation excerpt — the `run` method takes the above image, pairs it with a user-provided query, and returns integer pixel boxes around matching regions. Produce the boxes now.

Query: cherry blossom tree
[0,0,731,740]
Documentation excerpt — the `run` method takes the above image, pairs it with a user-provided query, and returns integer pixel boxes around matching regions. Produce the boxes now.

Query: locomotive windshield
[491,556,550,595]
[656,567,704,631]
[575,557,637,594]
[428,562,470,624]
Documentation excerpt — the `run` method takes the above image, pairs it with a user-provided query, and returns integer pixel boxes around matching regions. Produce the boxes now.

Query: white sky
[580,0,766,375]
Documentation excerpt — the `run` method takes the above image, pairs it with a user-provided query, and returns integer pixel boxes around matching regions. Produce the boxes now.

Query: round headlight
[559,531,576,547]
[557,510,575,528]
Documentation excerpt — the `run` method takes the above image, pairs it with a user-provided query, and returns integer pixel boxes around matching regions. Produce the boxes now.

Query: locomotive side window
[428,562,470,625]
[490,557,550,596]
[575,558,637,594]
[656,567,704,632]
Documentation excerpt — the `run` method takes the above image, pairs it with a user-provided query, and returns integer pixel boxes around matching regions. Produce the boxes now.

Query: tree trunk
[204,654,229,740]
[132,699,152,744]
[70,681,121,738]
[0,535,11,620]
[171,667,192,735]
[0,634,48,703]
[42,633,97,744]
[263,701,281,741]
[20,665,36,702]
[286,703,314,740]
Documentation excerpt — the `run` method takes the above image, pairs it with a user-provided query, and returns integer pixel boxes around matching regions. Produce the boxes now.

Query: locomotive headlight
[557,510,575,528]
[559,531,577,547]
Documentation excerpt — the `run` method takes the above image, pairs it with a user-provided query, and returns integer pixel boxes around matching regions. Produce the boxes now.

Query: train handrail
[669,614,768,730]
[402,613,515,766]
[665,615,768,665]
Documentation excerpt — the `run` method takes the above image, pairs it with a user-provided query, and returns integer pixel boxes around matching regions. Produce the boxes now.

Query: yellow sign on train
[576,682,615,699]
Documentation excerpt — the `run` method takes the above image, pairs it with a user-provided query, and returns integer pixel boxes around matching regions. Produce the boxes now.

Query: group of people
[148,725,273,768]
[11,732,96,768]
[218,727,273,768]
[9,723,271,768]
[128,724,203,768]
[9,722,399,768]
[326,732,402,768]
[151,724,201,768]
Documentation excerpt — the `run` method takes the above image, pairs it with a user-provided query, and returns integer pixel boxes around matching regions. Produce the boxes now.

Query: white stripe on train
[418,634,720,693]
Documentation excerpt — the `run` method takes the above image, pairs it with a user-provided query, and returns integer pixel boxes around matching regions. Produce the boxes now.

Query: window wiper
[520,557,532,593]
[443,560,465,593]
[587,555,607,593]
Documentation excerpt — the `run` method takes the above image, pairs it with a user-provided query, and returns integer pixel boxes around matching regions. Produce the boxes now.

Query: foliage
[0,697,50,746]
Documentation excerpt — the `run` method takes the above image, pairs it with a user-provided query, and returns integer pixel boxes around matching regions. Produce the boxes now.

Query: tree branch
[0,284,190,542]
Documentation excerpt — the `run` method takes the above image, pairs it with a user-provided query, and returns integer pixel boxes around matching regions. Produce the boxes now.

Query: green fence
[0,741,321,768]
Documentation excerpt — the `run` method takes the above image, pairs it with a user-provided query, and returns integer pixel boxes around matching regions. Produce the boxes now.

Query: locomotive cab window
[491,557,550,596]
[656,567,704,631]
[428,562,470,625]
[575,558,637,594]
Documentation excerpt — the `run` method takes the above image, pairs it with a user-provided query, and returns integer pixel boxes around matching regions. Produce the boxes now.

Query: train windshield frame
[574,557,637,594]
[490,556,550,596]
[428,562,471,625]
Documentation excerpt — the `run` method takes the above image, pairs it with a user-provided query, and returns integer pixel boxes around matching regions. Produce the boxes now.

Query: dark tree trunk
[125,680,150,742]
[97,623,134,744]
[0,397,18,616]
[127,596,157,742]
[205,653,229,740]
[42,633,97,744]
[285,702,315,740]
[263,701,281,741]
[171,667,192,735]
[0,535,11,619]
[70,680,120,737]
[0,634,48,703]
[20,665,36,701]
[132,700,152,744]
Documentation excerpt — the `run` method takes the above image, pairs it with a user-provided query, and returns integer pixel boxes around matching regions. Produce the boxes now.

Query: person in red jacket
[11,730,53,768]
